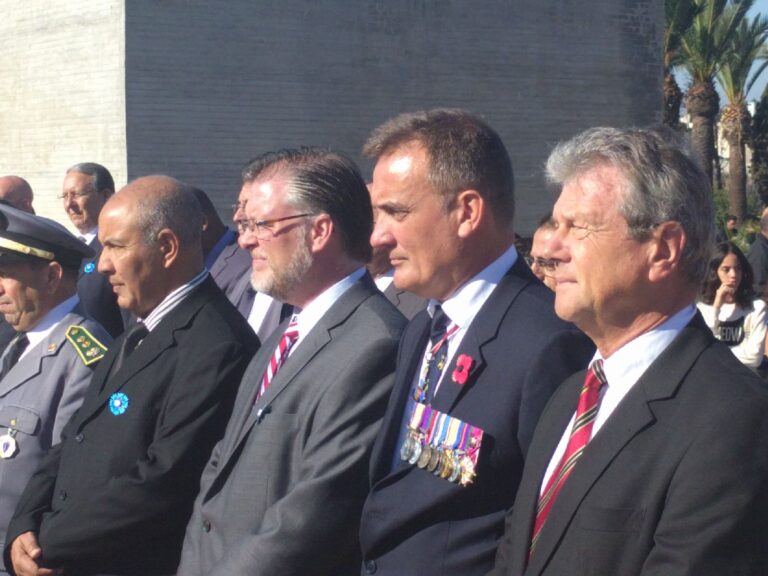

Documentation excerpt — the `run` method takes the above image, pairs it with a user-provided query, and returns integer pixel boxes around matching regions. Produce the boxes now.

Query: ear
[45,261,64,294]
[308,213,334,253]
[455,189,484,239]
[156,229,180,269]
[648,221,685,282]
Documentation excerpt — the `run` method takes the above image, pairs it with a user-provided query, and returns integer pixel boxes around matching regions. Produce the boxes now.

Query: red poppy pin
[452,354,474,385]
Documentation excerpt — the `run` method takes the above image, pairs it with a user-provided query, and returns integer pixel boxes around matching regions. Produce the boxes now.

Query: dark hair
[701,242,755,308]
[362,108,515,226]
[241,148,372,262]
[67,162,115,196]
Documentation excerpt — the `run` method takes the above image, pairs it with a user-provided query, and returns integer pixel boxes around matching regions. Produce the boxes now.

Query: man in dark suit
[177,148,406,575]
[358,109,593,576]
[6,176,258,576]
[489,127,768,576]
[61,163,125,338]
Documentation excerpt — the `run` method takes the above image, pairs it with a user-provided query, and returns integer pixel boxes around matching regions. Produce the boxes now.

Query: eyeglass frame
[57,190,97,201]
[234,213,315,238]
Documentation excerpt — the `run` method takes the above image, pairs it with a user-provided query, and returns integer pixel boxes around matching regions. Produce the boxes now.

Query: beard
[251,236,313,302]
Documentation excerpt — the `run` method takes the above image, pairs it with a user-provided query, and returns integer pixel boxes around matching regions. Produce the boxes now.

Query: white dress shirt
[540,304,696,492]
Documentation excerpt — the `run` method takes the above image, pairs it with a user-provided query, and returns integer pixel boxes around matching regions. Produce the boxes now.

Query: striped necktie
[257,317,299,400]
[530,359,606,555]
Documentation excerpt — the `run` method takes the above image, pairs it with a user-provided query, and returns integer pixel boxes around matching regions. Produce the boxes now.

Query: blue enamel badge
[109,392,129,416]
[84,262,96,274]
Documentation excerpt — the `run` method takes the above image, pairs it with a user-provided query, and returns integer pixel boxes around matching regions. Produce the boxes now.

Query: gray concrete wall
[124,0,662,234]
[0,1,126,227]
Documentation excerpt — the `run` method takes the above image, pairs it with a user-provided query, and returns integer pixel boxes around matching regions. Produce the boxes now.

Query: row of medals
[400,429,476,486]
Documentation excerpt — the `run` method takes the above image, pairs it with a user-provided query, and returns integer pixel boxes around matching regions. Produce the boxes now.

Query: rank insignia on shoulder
[65,325,108,366]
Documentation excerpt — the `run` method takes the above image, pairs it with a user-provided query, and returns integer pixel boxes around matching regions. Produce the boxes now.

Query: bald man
[6,176,258,576]
[0,177,34,214]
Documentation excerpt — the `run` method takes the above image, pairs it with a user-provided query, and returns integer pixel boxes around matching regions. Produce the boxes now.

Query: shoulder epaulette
[65,325,109,366]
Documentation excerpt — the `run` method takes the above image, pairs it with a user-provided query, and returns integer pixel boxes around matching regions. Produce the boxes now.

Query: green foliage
[749,88,768,202]
[713,186,762,251]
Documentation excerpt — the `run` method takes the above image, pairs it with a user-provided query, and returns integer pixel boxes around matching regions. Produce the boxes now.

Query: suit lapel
[370,313,430,484]
[77,277,215,425]
[209,238,236,279]
[227,274,379,460]
[525,316,713,575]
[432,257,533,413]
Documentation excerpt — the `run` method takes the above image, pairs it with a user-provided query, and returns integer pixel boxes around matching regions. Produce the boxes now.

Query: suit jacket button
[58,489,67,501]
[364,559,377,574]
[75,433,84,443]
[202,520,211,533]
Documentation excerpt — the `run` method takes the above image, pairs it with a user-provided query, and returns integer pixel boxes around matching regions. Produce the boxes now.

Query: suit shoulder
[355,291,408,338]
[186,288,259,349]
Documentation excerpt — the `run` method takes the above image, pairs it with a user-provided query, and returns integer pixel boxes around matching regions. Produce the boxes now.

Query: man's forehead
[63,171,94,190]
[555,167,623,216]
[243,177,290,215]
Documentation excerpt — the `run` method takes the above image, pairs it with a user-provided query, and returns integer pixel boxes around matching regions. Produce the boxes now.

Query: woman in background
[698,242,767,369]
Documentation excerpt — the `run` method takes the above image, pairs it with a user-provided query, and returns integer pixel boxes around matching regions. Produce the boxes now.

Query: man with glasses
[61,163,124,338]
[177,148,406,576]
[528,213,557,292]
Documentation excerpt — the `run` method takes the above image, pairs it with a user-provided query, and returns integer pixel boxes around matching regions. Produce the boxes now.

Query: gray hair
[546,126,715,285]
[363,108,515,226]
[136,183,203,248]
[66,162,115,195]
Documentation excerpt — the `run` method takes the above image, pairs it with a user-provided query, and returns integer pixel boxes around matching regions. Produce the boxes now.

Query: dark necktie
[423,306,451,403]
[111,323,149,376]
[530,359,607,555]
[0,333,28,380]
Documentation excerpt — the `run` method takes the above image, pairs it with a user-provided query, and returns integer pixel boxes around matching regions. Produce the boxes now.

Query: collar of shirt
[539,303,696,494]
[141,269,208,332]
[420,244,518,396]
[374,268,395,293]
[21,294,80,360]
[204,227,237,271]
[591,303,696,434]
[290,267,366,352]
[79,227,98,245]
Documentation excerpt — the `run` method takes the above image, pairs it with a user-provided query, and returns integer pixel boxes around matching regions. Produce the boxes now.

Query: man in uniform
[0,204,111,575]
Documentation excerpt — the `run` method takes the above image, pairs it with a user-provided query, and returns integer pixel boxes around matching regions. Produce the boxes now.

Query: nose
[97,251,112,274]
[545,225,569,267]
[370,218,395,249]
[238,227,260,251]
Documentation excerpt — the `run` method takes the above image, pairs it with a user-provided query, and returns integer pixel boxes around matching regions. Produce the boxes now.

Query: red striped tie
[257,318,299,400]
[530,360,606,555]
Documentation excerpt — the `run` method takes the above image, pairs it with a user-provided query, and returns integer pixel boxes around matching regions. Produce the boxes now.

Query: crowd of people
[0,109,766,576]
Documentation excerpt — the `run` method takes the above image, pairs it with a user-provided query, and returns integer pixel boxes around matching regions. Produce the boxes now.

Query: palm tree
[664,0,704,127]
[680,0,753,184]
[718,12,768,222]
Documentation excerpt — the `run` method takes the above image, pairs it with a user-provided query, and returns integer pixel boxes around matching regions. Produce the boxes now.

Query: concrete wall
[124,0,662,233]
[0,1,126,226]
[1,0,662,234]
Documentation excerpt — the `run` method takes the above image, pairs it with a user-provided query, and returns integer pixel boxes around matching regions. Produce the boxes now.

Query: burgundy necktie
[530,359,606,555]
[257,317,299,400]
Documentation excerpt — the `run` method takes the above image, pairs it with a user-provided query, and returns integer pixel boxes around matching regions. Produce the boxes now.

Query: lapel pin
[109,392,129,416]
[84,262,96,274]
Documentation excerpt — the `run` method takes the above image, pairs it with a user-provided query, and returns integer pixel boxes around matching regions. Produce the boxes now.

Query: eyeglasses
[529,256,558,274]
[57,191,93,201]
[234,213,314,238]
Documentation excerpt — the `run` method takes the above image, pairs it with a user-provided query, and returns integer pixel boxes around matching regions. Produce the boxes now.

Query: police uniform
[0,205,112,574]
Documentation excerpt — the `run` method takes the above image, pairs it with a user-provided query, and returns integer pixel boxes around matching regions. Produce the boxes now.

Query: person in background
[529,212,556,291]
[61,163,125,338]
[697,241,767,370]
